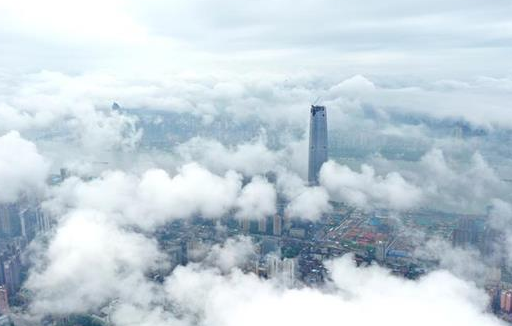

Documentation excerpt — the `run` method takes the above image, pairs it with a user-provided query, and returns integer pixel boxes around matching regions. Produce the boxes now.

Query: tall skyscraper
[308,105,328,185]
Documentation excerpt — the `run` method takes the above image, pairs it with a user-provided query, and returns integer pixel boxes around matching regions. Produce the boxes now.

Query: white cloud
[235,176,277,220]
[320,160,423,210]
[164,255,502,326]
[44,163,243,230]
[0,71,144,154]
[44,163,280,230]
[277,170,331,220]
[26,209,164,315]
[414,237,494,284]
[0,131,49,203]
[26,215,504,326]
[204,236,257,273]
[367,148,512,213]
[177,136,279,176]
[285,186,331,221]
[416,149,508,212]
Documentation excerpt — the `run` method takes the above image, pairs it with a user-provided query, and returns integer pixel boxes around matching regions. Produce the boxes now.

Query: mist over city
[0,0,511,325]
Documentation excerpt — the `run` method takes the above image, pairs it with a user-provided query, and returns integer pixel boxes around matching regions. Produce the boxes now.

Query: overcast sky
[0,0,511,77]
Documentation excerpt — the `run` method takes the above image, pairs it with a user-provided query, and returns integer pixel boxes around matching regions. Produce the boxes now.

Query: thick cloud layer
[0,131,49,203]
[177,136,280,176]
[204,236,257,273]
[416,149,507,211]
[1,72,512,143]
[43,163,279,230]
[0,72,143,154]
[0,0,511,76]
[25,200,505,326]
[31,224,503,326]
[165,255,502,326]
[235,176,277,220]
[26,209,164,315]
[368,148,512,212]
[320,160,423,210]
[277,170,331,220]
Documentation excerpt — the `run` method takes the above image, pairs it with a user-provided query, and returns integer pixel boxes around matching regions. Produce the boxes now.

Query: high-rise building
[282,257,298,287]
[501,290,512,313]
[266,254,280,279]
[308,105,328,185]
[2,255,21,296]
[376,240,387,262]
[273,214,282,236]
[492,288,502,313]
[0,286,8,315]
[0,204,20,238]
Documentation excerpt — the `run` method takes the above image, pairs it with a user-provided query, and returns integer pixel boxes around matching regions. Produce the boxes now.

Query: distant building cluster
[0,200,51,318]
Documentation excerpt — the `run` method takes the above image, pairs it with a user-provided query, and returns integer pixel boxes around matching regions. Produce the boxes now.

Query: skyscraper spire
[308,105,328,185]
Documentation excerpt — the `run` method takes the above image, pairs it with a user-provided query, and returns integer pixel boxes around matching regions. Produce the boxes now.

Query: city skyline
[0,0,511,326]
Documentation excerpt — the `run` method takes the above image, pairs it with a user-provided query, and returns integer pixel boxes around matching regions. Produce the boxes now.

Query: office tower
[308,105,328,185]
[376,241,387,262]
[0,286,8,315]
[282,257,298,287]
[266,254,280,279]
[273,214,282,236]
